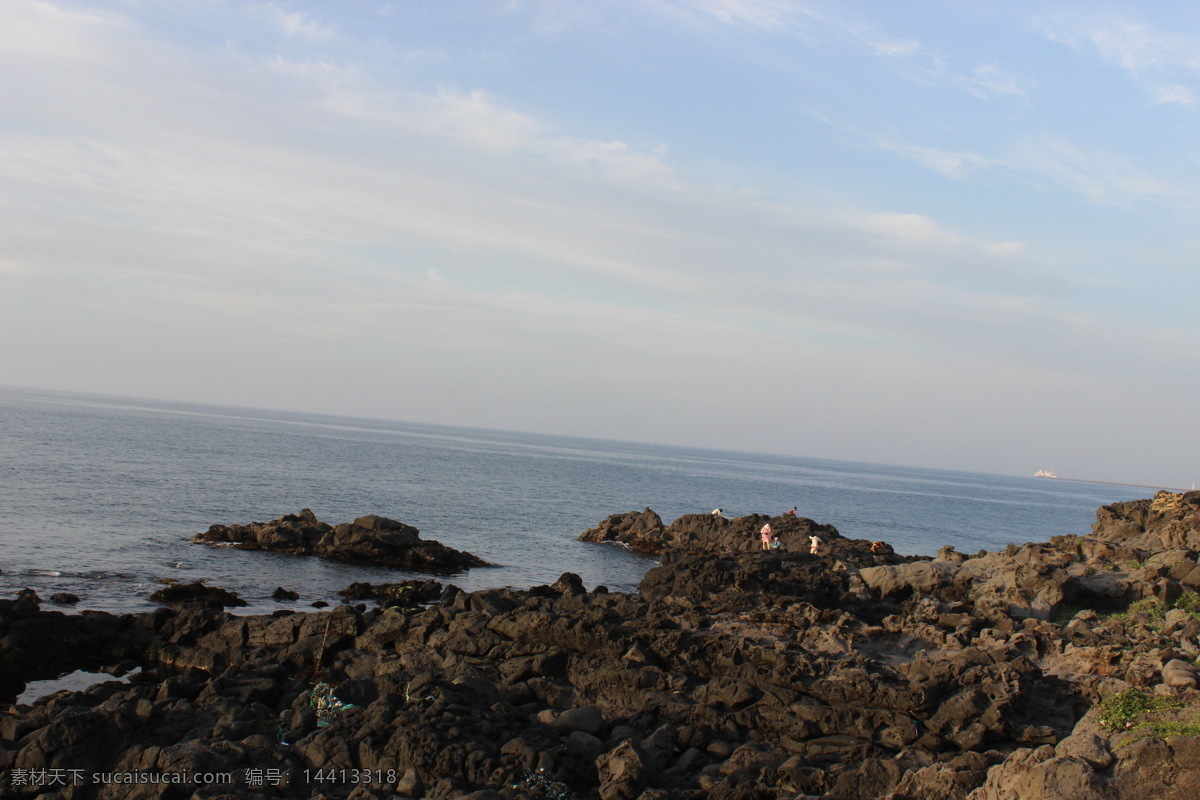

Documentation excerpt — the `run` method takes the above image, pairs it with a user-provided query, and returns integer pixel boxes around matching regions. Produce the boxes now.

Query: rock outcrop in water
[2,492,1200,799]
[578,509,854,557]
[148,581,248,609]
[193,509,489,574]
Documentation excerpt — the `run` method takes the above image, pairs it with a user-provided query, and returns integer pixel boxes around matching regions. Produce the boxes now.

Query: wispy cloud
[825,112,1185,207]
[1005,136,1188,205]
[686,0,801,32]
[529,137,681,188]
[664,0,1037,110]
[660,0,919,57]
[959,63,1026,99]
[1150,82,1199,107]
[1034,11,1200,106]
[1035,14,1193,74]
[317,79,680,188]
[876,139,990,179]
[263,4,337,41]
[862,212,963,246]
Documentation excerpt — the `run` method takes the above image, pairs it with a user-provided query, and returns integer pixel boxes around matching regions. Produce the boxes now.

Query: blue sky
[2,0,1198,486]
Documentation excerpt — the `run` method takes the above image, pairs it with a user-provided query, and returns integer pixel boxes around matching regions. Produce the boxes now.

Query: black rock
[148,581,246,608]
[193,509,489,574]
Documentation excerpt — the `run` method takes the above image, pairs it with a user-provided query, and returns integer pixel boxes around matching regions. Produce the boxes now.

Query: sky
[1,0,1198,486]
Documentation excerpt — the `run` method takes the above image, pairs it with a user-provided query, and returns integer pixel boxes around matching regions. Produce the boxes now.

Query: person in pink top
[760,523,773,550]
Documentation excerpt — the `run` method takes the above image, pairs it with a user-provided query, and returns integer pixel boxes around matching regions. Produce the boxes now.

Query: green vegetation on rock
[1098,688,1200,743]
[1175,591,1200,615]
[1107,598,1169,622]
[1070,591,1200,625]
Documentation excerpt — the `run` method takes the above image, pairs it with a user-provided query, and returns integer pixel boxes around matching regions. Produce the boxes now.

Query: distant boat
[1034,469,1058,478]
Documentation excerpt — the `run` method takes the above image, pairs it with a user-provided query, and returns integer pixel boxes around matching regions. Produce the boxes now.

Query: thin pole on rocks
[313,614,332,679]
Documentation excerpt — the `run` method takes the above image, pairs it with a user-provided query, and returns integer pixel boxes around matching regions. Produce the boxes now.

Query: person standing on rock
[761,523,773,550]
[809,535,823,556]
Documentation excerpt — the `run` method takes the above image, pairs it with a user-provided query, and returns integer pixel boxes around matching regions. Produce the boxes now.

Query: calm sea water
[0,387,1155,615]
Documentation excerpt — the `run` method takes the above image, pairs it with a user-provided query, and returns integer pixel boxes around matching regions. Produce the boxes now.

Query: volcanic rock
[1091,490,1200,552]
[4,494,1200,798]
[193,509,489,573]
[148,581,247,609]
[578,508,868,558]
[577,508,668,552]
[338,579,443,607]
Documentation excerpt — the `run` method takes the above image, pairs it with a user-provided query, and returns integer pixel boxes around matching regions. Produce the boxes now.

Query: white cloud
[870,37,919,58]
[318,83,541,153]
[417,86,543,152]
[684,0,802,32]
[1035,12,1200,106]
[0,0,128,62]
[663,0,919,58]
[264,5,337,40]
[1005,136,1187,205]
[962,63,1026,98]
[1036,16,1179,74]
[877,140,990,179]
[862,212,962,246]
[1150,82,1198,107]
[317,79,680,187]
[982,240,1024,257]
[530,137,681,188]
[671,0,1034,111]
[846,125,1184,208]
[0,256,29,274]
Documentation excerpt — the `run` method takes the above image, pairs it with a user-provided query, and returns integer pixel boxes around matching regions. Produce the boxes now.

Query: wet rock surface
[2,493,1200,798]
[148,581,248,609]
[193,509,489,574]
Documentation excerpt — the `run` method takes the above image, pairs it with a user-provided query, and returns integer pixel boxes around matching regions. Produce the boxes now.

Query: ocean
[0,386,1156,615]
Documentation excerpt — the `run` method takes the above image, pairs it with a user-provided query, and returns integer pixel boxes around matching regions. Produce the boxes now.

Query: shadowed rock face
[192,509,488,573]
[4,495,1200,799]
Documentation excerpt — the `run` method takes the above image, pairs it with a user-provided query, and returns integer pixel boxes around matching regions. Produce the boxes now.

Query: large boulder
[577,508,668,552]
[859,561,958,597]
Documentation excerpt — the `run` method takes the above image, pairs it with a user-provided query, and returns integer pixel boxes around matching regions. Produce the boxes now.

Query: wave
[16,569,137,580]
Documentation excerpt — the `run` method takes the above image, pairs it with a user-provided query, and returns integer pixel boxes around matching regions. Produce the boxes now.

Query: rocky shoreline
[3,493,1200,799]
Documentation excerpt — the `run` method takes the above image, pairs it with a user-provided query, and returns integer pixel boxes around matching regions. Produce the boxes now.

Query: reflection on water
[15,668,141,705]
